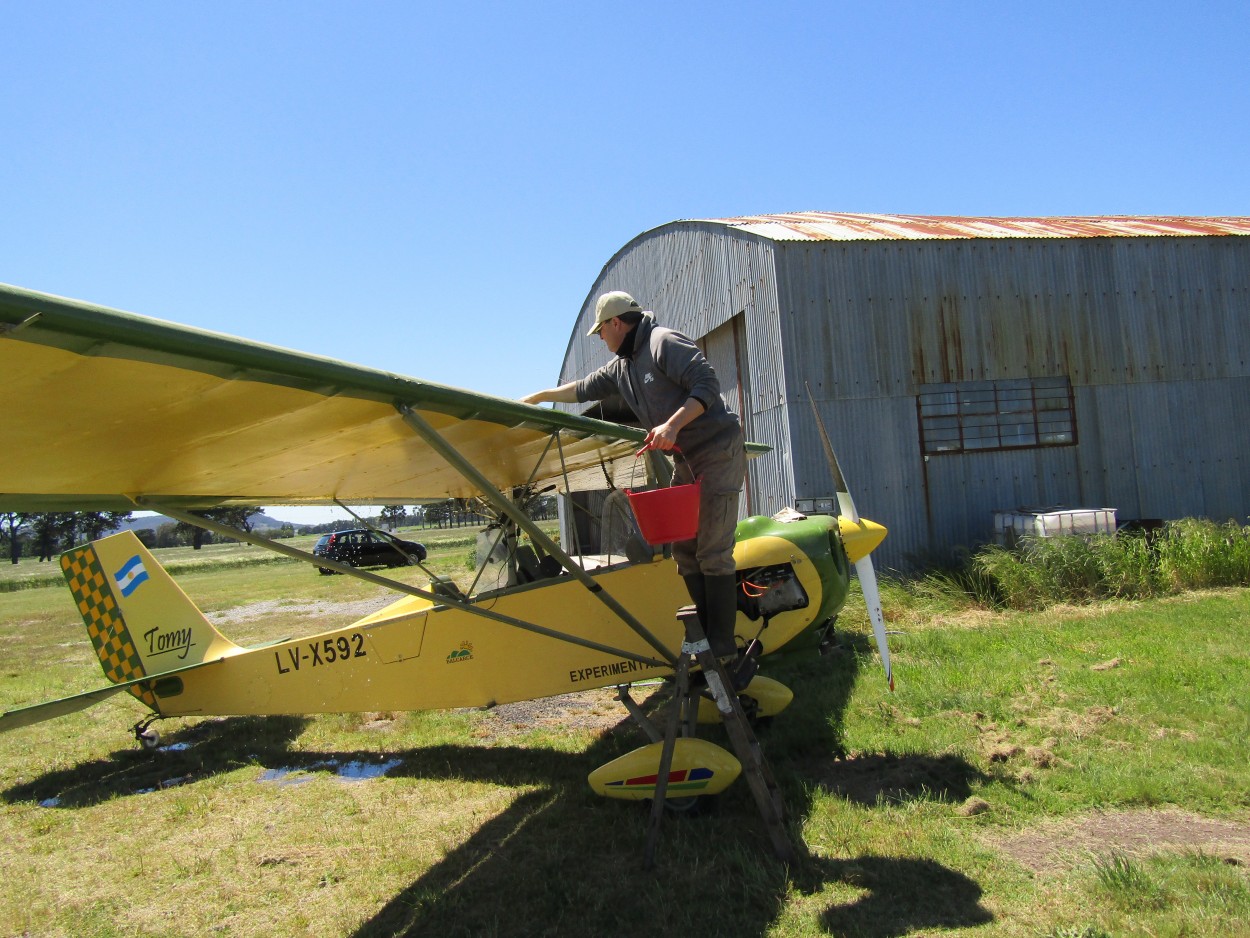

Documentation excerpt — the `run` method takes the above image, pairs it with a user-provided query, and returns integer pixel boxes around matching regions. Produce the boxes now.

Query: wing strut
[136,500,670,670]
[397,404,677,664]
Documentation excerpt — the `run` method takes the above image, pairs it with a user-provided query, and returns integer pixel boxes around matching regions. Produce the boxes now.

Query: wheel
[137,727,161,750]
[664,793,719,817]
[664,796,703,815]
[317,567,333,576]
[634,795,705,816]
[737,694,761,723]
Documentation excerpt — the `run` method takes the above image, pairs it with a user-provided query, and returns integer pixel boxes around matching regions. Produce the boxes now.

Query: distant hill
[113,512,293,533]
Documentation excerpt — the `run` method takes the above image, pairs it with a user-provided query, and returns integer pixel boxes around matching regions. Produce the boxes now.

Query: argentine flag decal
[114,555,150,598]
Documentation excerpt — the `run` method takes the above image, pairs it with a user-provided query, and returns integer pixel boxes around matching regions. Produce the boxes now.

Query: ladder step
[688,646,793,856]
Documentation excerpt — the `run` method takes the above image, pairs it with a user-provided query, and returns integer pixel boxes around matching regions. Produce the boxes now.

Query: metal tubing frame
[397,404,677,663]
[138,499,669,669]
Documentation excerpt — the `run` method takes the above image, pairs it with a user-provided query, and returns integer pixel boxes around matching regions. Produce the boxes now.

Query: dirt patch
[470,685,653,741]
[989,809,1250,873]
[205,597,394,625]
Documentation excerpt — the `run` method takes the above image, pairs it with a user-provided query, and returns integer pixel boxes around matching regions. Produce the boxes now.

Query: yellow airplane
[0,283,890,806]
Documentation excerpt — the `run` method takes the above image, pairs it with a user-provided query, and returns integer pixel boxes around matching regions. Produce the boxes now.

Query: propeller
[805,385,894,692]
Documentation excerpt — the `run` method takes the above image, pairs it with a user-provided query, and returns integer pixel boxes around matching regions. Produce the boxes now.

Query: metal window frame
[916,376,1077,456]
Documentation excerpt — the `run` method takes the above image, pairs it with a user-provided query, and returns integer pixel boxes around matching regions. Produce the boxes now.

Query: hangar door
[698,313,754,516]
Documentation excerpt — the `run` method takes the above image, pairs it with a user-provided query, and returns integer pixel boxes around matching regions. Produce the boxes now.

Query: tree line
[1,508,264,563]
[2,496,559,563]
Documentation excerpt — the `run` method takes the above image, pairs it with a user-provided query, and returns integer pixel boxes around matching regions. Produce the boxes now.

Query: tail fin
[59,531,241,711]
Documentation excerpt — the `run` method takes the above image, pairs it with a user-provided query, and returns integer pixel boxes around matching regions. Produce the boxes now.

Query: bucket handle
[634,441,682,458]
[629,444,687,491]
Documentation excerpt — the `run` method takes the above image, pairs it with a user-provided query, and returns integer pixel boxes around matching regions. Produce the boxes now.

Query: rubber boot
[703,574,739,660]
[681,573,707,642]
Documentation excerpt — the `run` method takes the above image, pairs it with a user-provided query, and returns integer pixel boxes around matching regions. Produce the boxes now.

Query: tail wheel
[133,719,161,751]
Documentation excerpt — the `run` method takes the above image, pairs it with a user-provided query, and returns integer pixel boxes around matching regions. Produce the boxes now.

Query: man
[520,291,746,660]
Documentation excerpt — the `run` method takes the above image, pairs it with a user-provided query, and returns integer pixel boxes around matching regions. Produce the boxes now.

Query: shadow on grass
[346,739,992,937]
[804,750,988,806]
[3,715,310,807]
[350,631,993,937]
[798,855,993,937]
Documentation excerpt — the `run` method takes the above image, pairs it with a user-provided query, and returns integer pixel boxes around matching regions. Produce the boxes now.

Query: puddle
[258,758,402,787]
[37,774,192,806]
[336,758,403,780]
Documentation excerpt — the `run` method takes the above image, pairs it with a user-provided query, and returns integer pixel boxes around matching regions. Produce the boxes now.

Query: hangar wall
[779,233,1250,566]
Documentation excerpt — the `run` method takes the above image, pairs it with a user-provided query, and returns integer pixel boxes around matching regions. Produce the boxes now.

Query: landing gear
[133,717,161,751]
[662,795,704,816]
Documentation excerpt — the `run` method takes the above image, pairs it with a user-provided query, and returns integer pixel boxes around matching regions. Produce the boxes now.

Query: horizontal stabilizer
[0,657,221,734]
[0,686,130,733]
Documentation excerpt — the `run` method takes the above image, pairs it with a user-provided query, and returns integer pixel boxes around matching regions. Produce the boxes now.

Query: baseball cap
[587,291,643,337]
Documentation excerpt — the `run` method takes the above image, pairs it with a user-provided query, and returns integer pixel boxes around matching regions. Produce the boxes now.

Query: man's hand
[638,398,706,453]
[641,422,680,452]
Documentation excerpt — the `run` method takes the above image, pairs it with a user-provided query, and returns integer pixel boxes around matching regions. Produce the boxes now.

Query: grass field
[1,533,1248,937]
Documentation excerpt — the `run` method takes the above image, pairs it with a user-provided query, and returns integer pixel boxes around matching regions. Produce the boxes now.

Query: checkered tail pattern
[60,546,159,712]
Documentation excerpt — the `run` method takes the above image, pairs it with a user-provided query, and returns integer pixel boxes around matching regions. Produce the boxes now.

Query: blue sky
[4,2,1247,524]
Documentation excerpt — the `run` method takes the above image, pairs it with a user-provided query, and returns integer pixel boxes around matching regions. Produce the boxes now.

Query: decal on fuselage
[275,633,367,674]
[570,658,646,684]
[143,625,196,661]
[446,641,474,663]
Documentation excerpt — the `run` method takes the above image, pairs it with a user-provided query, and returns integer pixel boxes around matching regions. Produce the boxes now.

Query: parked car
[313,529,427,574]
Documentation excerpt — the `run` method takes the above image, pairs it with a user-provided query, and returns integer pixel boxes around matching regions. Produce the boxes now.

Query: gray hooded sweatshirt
[574,313,742,454]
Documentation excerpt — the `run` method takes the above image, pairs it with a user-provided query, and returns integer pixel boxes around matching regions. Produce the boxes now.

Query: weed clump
[928,518,1250,611]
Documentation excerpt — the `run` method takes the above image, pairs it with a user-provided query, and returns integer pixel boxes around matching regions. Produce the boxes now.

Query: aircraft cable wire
[467,431,557,604]
[740,579,769,598]
[552,430,587,565]
[597,452,615,492]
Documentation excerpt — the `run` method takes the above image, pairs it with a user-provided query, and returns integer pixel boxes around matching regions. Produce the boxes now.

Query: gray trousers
[671,428,747,577]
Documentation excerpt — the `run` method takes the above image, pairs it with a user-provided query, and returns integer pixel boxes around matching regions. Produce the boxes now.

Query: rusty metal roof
[694,212,1250,241]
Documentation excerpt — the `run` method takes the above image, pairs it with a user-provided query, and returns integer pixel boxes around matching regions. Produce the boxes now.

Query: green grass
[0,531,1248,937]
[1089,850,1250,933]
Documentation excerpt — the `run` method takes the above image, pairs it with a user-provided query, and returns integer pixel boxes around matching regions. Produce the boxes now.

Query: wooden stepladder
[643,605,796,868]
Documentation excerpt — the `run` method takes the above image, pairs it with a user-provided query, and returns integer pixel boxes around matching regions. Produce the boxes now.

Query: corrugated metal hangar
[556,212,1250,570]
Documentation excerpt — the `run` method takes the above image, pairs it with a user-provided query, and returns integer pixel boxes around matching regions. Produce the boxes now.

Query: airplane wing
[0,283,731,511]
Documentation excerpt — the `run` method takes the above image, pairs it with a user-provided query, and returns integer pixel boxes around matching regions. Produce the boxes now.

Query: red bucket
[626,478,701,544]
